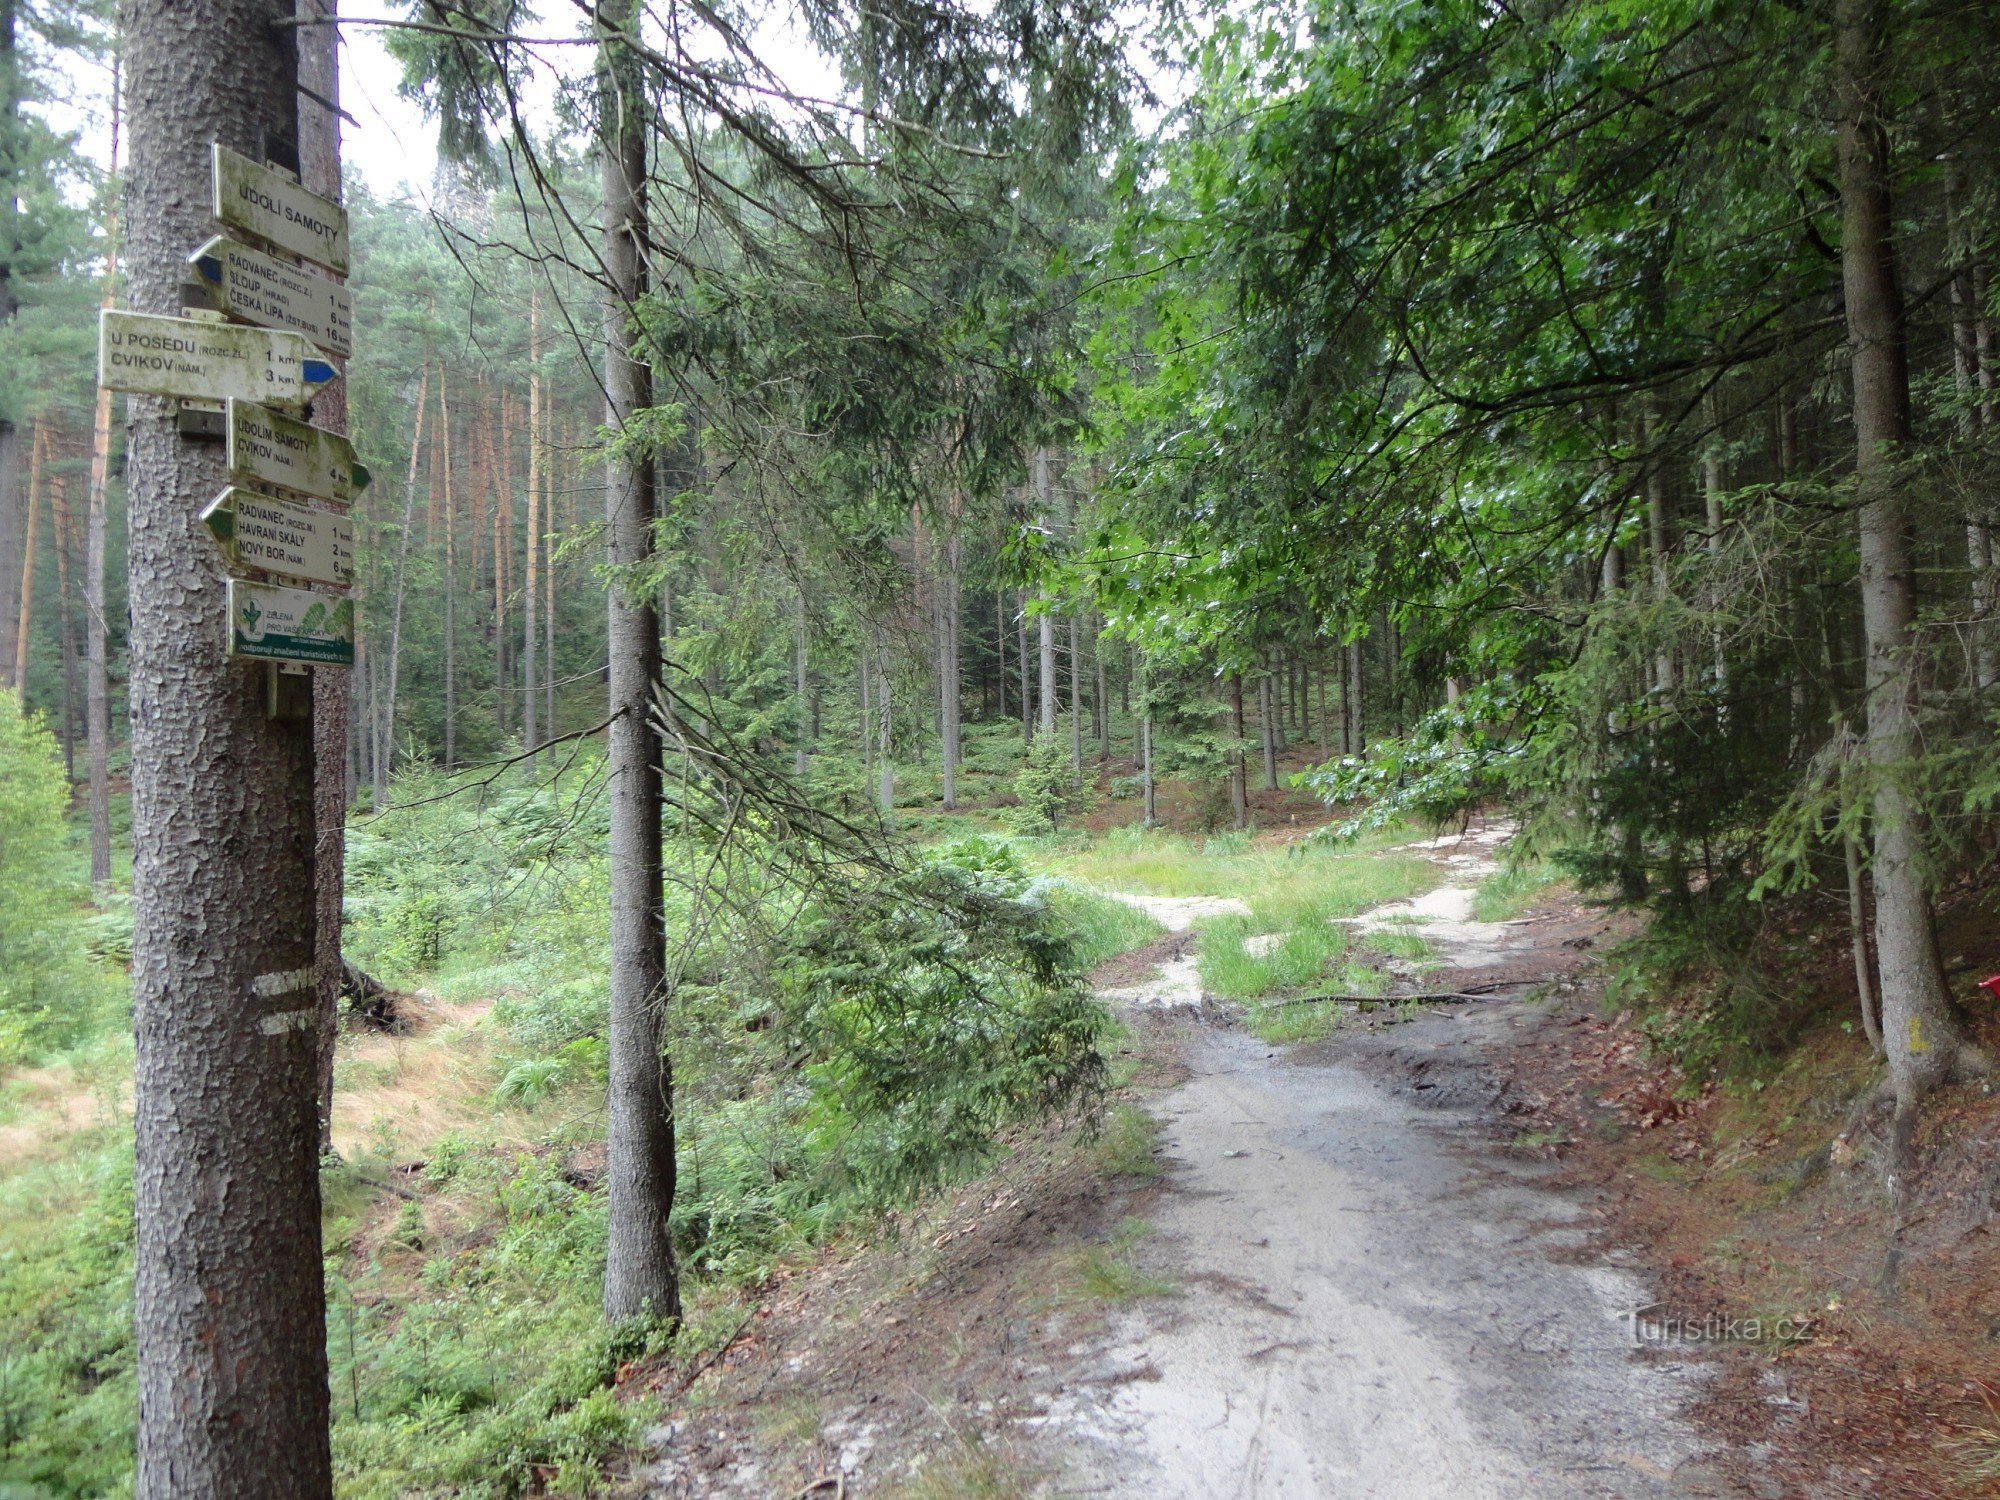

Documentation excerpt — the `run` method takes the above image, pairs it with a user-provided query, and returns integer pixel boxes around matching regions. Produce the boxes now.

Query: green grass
[1043,886,1165,970]
[1050,822,1430,911]
[1472,861,1561,923]
[1092,1104,1163,1178]
[1059,1218,1175,1303]
[893,1431,1033,1499]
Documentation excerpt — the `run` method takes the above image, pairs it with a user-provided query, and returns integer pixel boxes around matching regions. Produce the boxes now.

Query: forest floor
[627,817,2000,1499]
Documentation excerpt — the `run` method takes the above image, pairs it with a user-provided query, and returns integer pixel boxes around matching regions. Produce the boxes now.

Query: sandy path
[1047,829,1733,1498]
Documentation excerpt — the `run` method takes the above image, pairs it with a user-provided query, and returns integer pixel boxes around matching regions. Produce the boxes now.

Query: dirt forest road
[1046,831,1747,1499]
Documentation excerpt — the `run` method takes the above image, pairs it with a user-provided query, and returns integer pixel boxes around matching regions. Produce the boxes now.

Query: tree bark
[1094,617,1109,764]
[11,417,43,690]
[377,367,426,810]
[86,58,119,885]
[1067,610,1082,781]
[939,528,959,806]
[1016,592,1030,747]
[1228,673,1247,829]
[795,587,810,778]
[1835,0,1983,1160]
[440,374,457,769]
[52,475,77,776]
[876,646,894,814]
[1258,672,1278,791]
[597,0,678,1326]
[523,293,541,766]
[300,0,349,1158]
[123,2,332,1489]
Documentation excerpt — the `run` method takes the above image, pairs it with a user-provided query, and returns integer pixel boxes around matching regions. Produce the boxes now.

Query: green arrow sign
[202,487,354,587]
[226,579,355,666]
[99,310,336,406]
[190,234,351,357]
[225,399,368,502]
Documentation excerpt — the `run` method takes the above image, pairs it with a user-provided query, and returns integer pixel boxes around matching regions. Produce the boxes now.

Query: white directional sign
[225,400,368,503]
[226,579,355,667]
[202,487,354,587]
[211,144,350,275]
[99,311,337,407]
[190,235,351,356]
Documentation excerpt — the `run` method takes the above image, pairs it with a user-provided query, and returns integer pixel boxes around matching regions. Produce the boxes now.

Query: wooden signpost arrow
[189,234,352,356]
[202,487,354,587]
[99,310,337,406]
[211,143,350,275]
[225,399,369,502]
[226,578,356,666]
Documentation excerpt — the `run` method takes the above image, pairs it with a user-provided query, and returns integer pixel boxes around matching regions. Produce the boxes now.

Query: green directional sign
[99,310,337,406]
[211,143,350,275]
[226,578,355,666]
[225,399,368,502]
[202,487,354,586]
[189,234,351,356]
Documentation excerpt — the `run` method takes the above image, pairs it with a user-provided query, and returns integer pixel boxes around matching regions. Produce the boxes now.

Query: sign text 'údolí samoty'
[211,143,350,275]
[225,399,368,503]
[99,310,336,407]
[190,234,351,356]
[202,487,354,588]
[226,578,355,666]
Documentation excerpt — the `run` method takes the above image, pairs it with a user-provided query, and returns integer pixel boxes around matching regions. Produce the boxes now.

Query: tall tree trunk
[1094,616,1109,764]
[1016,593,1030,747]
[1067,610,1082,780]
[441,376,457,769]
[1836,0,1984,1165]
[1948,212,1997,693]
[523,293,541,766]
[994,584,1007,722]
[377,367,427,810]
[794,589,810,778]
[1140,656,1156,828]
[597,0,678,1326]
[123,3,332,1488]
[52,475,77,776]
[1702,393,1728,708]
[939,529,959,807]
[1643,399,1676,694]
[300,0,349,1157]
[1352,640,1368,756]
[859,644,873,786]
[85,61,119,885]
[1258,672,1278,791]
[876,647,894,814]
[11,417,43,690]
[1228,674,1247,830]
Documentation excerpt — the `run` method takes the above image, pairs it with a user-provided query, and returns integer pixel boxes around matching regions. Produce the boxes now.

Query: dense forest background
[2,0,1999,1489]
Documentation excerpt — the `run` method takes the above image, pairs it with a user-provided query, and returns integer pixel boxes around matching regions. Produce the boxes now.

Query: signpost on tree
[117,3,354,1490]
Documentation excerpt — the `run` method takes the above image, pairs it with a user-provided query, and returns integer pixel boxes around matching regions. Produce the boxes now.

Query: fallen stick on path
[1266,975,1559,1007]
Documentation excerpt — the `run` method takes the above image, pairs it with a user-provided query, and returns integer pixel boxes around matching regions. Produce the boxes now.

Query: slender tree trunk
[859,643,873,787]
[441,376,457,769]
[941,530,960,805]
[523,294,541,766]
[11,417,43,690]
[1258,673,1278,791]
[1347,640,1365,755]
[1836,0,1984,1164]
[1016,593,1030,747]
[1067,610,1082,781]
[377,368,427,810]
[597,0,678,1326]
[52,476,77,776]
[1702,393,1728,707]
[795,589,810,778]
[1140,656,1156,828]
[876,647,894,814]
[1094,617,1109,764]
[1949,222,1997,692]
[994,584,1007,722]
[1643,399,1675,694]
[1316,661,1329,760]
[86,56,118,885]
[300,0,349,1157]
[1228,674,1247,830]
[123,3,332,1488]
